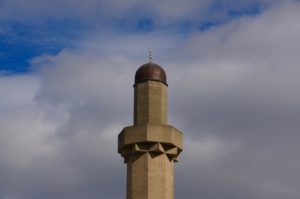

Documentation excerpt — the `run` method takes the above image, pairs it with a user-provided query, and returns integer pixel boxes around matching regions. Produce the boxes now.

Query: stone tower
[118,60,183,199]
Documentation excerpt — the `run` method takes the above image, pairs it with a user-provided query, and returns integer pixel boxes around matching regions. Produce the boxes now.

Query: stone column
[118,62,183,199]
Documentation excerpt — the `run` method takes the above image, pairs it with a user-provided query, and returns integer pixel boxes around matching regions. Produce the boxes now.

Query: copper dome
[134,62,167,86]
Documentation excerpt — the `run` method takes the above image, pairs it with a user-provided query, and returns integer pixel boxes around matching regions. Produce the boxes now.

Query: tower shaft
[134,81,167,125]
[127,153,174,199]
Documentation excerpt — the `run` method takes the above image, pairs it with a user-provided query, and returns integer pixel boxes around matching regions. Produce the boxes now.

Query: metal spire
[148,48,153,62]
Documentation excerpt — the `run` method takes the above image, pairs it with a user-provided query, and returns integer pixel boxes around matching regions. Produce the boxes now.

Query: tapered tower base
[127,153,174,199]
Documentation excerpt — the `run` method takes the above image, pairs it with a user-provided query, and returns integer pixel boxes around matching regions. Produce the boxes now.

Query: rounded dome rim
[134,62,167,86]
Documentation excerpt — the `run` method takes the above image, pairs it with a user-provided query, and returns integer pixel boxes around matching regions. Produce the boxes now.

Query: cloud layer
[0,1,300,199]
[0,0,277,23]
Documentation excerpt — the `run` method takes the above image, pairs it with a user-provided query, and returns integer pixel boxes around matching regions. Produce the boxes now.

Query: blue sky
[0,0,265,73]
[0,20,84,73]
[1,0,300,199]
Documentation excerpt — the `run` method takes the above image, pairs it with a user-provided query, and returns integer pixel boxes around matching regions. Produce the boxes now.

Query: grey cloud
[1,1,300,199]
[168,3,300,198]
[0,0,207,22]
[0,0,280,24]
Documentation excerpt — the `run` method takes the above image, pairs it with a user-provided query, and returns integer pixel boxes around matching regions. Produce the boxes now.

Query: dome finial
[148,48,153,62]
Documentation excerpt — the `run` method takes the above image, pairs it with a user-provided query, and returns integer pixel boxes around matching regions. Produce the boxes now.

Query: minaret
[118,52,183,199]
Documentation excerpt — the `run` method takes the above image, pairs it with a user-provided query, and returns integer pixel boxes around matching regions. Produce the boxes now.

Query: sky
[0,0,300,198]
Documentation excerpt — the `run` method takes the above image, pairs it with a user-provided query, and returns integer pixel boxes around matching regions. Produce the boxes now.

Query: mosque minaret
[118,50,183,199]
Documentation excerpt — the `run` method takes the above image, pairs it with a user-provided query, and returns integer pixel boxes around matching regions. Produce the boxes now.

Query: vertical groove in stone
[127,152,174,199]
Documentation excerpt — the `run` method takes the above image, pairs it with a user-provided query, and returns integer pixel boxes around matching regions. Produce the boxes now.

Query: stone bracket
[118,124,183,163]
[119,142,182,163]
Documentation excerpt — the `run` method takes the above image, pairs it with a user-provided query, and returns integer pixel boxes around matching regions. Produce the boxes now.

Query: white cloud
[0,76,40,110]
[1,1,300,198]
